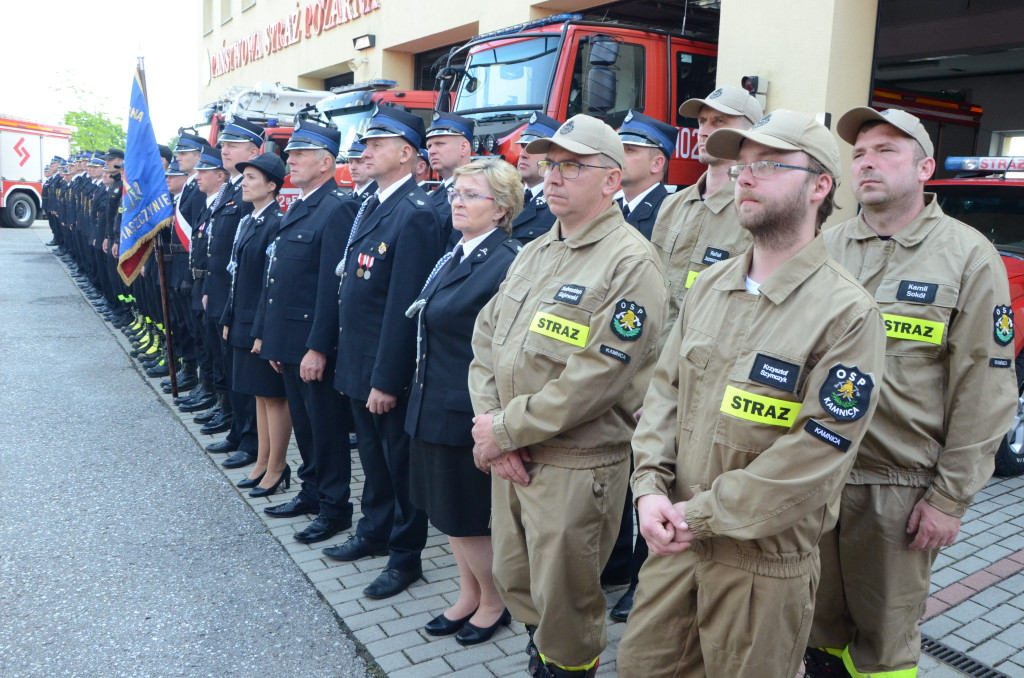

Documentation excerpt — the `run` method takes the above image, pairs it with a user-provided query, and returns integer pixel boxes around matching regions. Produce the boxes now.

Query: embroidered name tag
[883,314,944,345]
[702,247,730,266]
[991,357,1012,368]
[530,312,589,347]
[554,284,586,305]
[749,354,800,393]
[897,281,938,304]
[804,419,851,452]
[600,345,630,363]
[720,385,801,427]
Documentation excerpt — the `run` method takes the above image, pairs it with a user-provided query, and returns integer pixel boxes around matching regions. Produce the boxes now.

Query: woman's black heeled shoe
[455,608,511,646]
[424,608,477,636]
[249,465,291,498]
[237,471,266,489]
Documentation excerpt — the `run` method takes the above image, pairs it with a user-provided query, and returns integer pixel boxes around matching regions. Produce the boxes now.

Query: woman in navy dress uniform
[405,158,524,645]
[220,154,292,496]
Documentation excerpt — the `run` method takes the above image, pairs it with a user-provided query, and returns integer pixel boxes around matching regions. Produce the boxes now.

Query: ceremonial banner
[117,68,173,284]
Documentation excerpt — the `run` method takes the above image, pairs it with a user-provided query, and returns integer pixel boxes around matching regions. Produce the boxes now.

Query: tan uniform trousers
[491,459,629,667]
[811,485,937,676]
[617,548,818,678]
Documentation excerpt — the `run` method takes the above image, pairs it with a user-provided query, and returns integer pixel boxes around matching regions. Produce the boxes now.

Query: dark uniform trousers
[281,359,354,520]
[253,178,356,518]
[336,175,442,571]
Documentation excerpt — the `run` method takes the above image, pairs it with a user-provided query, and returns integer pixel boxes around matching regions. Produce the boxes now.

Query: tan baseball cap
[836,106,934,158]
[705,109,841,177]
[679,85,764,126]
[524,114,625,169]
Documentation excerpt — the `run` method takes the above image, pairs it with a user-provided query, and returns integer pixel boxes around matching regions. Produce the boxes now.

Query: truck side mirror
[588,37,619,67]
[584,67,617,114]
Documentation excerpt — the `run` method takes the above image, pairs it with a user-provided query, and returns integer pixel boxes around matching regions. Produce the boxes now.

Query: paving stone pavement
[17,222,1024,677]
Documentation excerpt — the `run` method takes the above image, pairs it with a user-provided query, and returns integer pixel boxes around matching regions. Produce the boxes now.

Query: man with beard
[616,110,886,678]
[805,109,1017,678]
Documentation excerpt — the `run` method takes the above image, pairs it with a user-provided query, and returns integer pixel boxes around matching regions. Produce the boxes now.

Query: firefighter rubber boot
[802,648,852,678]
[528,655,598,678]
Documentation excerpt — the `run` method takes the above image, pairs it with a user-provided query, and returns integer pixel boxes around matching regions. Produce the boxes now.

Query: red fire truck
[0,115,72,227]
[929,156,1024,476]
[434,14,986,187]
[200,81,440,210]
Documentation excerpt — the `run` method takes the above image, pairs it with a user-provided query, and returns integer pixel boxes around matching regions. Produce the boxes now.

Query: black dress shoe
[179,393,216,412]
[205,439,238,453]
[322,535,388,562]
[237,471,265,489]
[193,406,221,424]
[174,388,206,406]
[455,608,512,646]
[609,584,635,622]
[264,496,318,518]
[363,567,422,600]
[221,450,256,469]
[200,411,232,435]
[249,465,291,498]
[45,239,57,246]
[424,609,476,636]
[294,514,352,544]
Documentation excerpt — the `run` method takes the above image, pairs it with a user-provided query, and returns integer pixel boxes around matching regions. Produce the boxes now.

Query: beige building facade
[198,0,886,213]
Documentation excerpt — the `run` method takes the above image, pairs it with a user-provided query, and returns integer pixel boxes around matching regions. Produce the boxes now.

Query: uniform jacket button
[268,298,274,304]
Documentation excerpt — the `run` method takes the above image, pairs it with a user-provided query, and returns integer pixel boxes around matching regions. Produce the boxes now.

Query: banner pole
[137,56,179,398]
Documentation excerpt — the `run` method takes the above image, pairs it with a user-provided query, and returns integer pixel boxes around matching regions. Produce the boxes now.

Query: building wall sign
[210,0,382,79]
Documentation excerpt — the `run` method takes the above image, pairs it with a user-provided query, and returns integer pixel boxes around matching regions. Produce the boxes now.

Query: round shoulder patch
[611,299,646,341]
[819,364,874,422]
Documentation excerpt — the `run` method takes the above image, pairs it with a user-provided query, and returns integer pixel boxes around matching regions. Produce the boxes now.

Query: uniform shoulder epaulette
[406,192,429,208]
[505,238,525,253]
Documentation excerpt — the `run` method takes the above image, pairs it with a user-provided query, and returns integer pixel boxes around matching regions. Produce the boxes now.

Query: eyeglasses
[728,161,819,180]
[536,159,614,180]
[447,188,495,204]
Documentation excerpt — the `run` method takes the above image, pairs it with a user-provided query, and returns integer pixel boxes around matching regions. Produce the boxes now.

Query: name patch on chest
[554,284,586,305]
[702,247,730,266]
[883,314,944,345]
[896,281,938,304]
[720,385,801,427]
[530,312,589,347]
[748,354,800,393]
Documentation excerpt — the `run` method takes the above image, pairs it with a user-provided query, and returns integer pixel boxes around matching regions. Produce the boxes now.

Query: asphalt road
[0,224,371,678]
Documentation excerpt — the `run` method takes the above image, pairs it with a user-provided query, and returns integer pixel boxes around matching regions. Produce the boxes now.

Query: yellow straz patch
[685,270,700,289]
[721,385,801,427]
[882,314,944,345]
[530,312,590,347]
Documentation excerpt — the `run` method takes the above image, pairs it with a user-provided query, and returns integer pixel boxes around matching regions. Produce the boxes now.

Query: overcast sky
[3,1,200,146]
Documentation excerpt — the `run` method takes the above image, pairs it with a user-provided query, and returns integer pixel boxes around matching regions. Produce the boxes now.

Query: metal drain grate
[921,635,1012,678]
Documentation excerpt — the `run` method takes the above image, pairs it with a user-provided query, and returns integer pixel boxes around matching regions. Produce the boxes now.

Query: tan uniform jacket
[824,196,1017,516]
[632,236,886,575]
[469,205,667,470]
[650,172,750,340]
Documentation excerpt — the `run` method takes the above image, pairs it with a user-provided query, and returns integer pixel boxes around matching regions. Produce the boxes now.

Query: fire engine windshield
[455,37,560,121]
[931,184,1024,255]
[318,91,376,154]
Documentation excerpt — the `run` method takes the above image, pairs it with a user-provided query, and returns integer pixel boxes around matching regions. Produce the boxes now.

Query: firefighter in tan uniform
[650,85,763,340]
[468,114,666,678]
[616,110,887,678]
[805,108,1017,678]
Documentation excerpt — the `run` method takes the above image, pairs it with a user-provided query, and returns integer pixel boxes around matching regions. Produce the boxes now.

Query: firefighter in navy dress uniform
[219,153,293,498]
[254,120,359,546]
[510,113,559,244]
[405,158,524,645]
[325,105,442,600]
